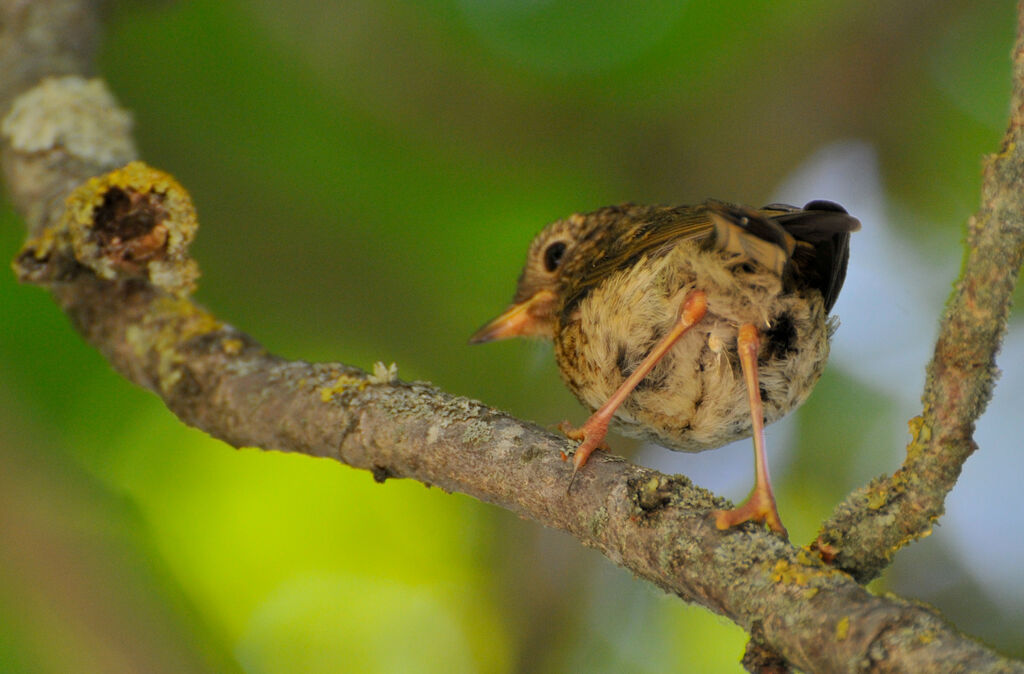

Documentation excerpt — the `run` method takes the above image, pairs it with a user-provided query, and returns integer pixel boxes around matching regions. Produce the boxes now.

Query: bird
[469,200,859,538]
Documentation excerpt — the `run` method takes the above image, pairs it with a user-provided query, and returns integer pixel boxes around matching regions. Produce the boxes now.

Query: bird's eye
[543,241,567,272]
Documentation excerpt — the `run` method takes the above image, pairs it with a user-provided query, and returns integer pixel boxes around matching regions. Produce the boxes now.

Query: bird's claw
[556,419,610,469]
[712,487,788,539]
[557,419,612,495]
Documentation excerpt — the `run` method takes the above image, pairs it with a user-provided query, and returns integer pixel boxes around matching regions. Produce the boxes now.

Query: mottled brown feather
[560,201,859,320]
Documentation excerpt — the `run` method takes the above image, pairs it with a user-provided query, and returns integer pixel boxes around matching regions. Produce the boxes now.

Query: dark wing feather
[561,200,860,317]
[765,201,860,312]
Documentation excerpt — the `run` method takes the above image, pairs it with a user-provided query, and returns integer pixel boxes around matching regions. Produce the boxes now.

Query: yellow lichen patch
[221,338,244,355]
[21,225,62,261]
[907,415,924,438]
[319,374,368,402]
[770,560,789,582]
[795,548,817,567]
[795,545,846,583]
[771,560,809,586]
[908,413,932,444]
[905,411,934,462]
[154,297,222,341]
[994,140,1016,160]
[125,297,223,393]
[835,616,850,641]
[60,161,200,296]
[13,224,66,284]
[634,475,675,513]
[866,487,888,510]
[888,526,932,560]
[63,161,195,243]
[918,629,935,644]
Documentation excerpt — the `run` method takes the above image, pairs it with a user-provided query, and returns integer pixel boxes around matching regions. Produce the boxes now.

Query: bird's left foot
[713,486,788,539]
[712,323,789,539]
[556,419,610,471]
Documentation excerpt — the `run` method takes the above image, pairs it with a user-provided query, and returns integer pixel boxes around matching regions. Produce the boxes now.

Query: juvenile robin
[470,200,859,537]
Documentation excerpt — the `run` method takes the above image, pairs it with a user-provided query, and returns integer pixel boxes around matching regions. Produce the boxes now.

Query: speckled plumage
[490,200,856,454]
[556,232,833,452]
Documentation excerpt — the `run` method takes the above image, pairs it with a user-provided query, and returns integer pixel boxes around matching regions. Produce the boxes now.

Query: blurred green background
[2,1,1022,671]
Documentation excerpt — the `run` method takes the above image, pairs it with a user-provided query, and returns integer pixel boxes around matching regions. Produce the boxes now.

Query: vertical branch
[814,1,1024,583]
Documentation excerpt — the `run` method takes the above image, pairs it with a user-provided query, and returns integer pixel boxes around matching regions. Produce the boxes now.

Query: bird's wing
[564,201,860,316]
[560,205,716,314]
[763,200,861,312]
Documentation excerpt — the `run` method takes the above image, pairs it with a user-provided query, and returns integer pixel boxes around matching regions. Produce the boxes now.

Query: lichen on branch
[15,161,199,296]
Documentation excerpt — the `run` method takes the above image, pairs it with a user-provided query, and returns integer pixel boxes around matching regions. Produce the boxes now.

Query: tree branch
[813,3,1024,584]
[3,1,1022,671]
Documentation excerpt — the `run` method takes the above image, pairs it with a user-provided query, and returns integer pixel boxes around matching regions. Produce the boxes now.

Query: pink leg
[563,291,708,476]
[712,323,788,537]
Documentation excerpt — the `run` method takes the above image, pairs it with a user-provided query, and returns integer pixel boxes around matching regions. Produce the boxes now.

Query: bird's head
[469,211,600,344]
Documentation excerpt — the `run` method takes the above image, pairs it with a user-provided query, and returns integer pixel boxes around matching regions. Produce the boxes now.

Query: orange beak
[468,290,557,344]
